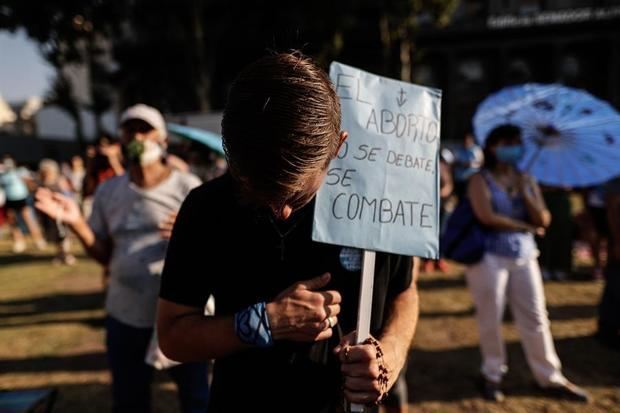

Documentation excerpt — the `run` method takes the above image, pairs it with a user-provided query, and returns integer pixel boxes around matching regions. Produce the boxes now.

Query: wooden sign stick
[349,249,376,413]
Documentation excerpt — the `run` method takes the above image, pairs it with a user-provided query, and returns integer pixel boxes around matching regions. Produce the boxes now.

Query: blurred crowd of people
[0,55,618,412]
[1,111,617,410]
[0,107,228,410]
[0,123,227,265]
[1,104,229,413]
[0,153,78,263]
[1,108,617,411]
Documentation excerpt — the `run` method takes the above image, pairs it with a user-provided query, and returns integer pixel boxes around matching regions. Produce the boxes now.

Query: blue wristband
[234,302,274,348]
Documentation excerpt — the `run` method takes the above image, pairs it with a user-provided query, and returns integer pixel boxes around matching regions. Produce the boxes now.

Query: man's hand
[334,332,395,405]
[159,211,178,240]
[266,273,341,342]
[35,188,83,226]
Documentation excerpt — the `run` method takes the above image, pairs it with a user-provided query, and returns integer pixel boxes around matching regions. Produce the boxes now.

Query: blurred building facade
[2,0,619,159]
[0,98,117,164]
[415,0,620,141]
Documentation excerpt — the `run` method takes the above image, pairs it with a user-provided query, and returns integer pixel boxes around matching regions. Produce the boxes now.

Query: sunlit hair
[221,52,341,211]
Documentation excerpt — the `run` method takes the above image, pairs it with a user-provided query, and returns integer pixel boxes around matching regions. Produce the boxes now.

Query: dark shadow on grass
[547,304,598,321]
[417,276,466,290]
[27,378,180,413]
[0,253,63,266]
[0,249,89,266]
[0,291,104,318]
[0,352,108,373]
[570,266,600,281]
[406,335,620,403]
[0,315,105,329]
[420,307,475,318]
[0,359,180,413]
[421,303,597,320]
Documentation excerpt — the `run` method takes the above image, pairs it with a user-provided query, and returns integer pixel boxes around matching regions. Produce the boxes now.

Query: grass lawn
[0,239,178,413]
[0,238,619,412]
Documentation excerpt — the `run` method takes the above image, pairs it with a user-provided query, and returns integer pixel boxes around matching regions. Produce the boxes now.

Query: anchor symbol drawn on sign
[396,88,407,108]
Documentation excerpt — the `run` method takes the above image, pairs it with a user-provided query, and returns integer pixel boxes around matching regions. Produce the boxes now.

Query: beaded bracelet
[234,302,274,348]
[362,336,390,405]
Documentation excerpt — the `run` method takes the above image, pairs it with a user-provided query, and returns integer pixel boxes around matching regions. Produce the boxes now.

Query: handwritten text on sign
[312,62,441,258]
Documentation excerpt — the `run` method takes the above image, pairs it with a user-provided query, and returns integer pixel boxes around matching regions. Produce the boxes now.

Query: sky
[0,29,54,103]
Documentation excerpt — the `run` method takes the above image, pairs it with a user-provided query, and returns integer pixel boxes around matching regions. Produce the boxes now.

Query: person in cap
[157,52,420,412]
[0,154,47,253]
[35,104,208,413]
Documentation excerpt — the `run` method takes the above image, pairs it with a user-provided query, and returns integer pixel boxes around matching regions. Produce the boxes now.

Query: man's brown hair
[221,52,341,211]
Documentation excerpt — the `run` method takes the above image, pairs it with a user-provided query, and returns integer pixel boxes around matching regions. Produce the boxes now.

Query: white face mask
[139,140,164,166]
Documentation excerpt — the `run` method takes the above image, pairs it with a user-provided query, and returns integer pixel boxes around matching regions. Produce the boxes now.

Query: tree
[378,0,460,81]
[45,72,84,145]
[1,0,120,140]
[2,0,460,118]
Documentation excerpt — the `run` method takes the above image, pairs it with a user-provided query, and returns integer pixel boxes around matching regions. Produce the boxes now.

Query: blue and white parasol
[473,83,620,187]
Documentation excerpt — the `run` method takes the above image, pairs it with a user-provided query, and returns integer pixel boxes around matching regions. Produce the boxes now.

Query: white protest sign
[312,62,441,258]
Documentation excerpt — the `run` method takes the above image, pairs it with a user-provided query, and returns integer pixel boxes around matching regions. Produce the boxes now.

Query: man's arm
[157,272,342,362]
[157,299,248,362]
[337,257,420,404]
[378,256,420,388]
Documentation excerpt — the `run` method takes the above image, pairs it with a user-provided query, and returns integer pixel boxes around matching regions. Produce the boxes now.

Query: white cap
[120,104,167,140]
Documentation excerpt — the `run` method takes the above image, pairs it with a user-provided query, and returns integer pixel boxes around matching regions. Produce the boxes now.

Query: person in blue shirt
[0,155,46,253]
[466,124,589,403]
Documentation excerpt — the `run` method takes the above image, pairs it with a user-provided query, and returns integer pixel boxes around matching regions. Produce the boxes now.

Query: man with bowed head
[35,104,208,413]
[157,52,420,412]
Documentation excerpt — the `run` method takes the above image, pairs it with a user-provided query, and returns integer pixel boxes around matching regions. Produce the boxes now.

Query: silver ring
[326,316,334,329]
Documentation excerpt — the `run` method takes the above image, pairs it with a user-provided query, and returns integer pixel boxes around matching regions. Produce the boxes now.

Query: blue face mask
[495,145,524,165]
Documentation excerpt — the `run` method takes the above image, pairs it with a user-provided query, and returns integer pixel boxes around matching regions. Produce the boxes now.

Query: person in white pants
[466,124,589,402]
[467,254,565,386]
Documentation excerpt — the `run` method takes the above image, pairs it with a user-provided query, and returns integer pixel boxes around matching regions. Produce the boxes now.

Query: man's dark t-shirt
[160,174,413,412]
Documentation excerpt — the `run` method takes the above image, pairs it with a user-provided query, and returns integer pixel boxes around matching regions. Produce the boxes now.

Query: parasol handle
[523,144,543,173]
